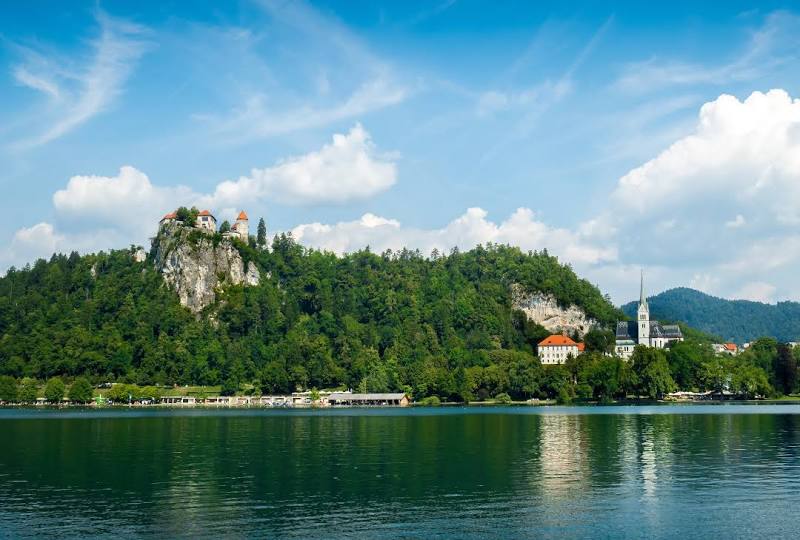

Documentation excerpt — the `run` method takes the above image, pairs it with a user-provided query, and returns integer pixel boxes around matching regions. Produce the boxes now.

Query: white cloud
[24,124,397,262]
[600,89,800,269]
[292,207,617,265]
[10,223,63,262]
[203,124,396,207]
[581,88,800,302]
[10,12,149,150]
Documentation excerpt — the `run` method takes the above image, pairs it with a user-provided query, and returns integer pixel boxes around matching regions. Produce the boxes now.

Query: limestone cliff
[511,283,595,337]
[152,222,260,314]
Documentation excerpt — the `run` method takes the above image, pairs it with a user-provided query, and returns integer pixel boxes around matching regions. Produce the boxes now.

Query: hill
[622,287,800,343]
[0,220,622,401]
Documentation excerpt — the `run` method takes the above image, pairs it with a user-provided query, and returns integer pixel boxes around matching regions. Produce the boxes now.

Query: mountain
[0,217,622,401]
[621,287,800,343]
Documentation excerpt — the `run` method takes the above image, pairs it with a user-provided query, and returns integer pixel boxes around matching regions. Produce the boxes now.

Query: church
[614,272,683,359]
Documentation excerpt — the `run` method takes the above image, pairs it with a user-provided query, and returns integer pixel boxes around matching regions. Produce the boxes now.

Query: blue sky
[3,0,800,304]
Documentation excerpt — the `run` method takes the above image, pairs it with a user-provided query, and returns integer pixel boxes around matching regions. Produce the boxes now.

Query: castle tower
[233,211,249,240]
[637,270,650,346]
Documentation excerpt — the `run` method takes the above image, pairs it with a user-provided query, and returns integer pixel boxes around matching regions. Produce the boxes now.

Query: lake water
[2,405,800,539]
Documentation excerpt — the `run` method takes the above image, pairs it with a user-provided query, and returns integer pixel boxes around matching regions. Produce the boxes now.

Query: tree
[219,220,231,234]
[220,376,239,396]
[0,375,17,402]
[773,343,798,395]
[18,379,38,403]
[44,377,66,403]
[630,346,675,399]
[257,218,267,248]
[583,328,615,354]
[68,377,94,403]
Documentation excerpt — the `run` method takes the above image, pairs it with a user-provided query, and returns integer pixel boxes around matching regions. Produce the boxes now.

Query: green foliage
[418,395,441,406]
[68,377,94,403]
[0,375,17,402]
[219,220,231,234]
[106,383,161,402]
[0,236,623,401]
[630,347,675,399]
[583,328,615,354]
[257,218,267,248]
[494,392,512,403]
[44,377,65,403]
[18,379,38,403]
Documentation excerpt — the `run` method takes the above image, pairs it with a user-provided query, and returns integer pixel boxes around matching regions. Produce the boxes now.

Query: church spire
[639,269,647,309]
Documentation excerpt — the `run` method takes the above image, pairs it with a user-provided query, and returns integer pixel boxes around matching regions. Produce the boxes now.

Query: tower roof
[639,269,648,309]
[237,211,248,221]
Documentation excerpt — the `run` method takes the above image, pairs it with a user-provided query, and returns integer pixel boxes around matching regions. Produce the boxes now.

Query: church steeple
[637,269,650,345]
[639,269,647,310]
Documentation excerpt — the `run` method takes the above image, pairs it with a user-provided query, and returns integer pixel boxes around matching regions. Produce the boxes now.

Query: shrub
[494,392,512,404]
[418,395,441,406]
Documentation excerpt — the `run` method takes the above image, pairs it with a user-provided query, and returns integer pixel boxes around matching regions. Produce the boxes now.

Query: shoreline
[4,397,800,410]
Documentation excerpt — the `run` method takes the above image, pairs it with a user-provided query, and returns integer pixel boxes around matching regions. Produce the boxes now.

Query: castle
[614,272,683,359]
[159,209,250,241]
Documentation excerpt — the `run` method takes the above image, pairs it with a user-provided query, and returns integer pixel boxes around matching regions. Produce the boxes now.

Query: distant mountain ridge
[621,287,800,343]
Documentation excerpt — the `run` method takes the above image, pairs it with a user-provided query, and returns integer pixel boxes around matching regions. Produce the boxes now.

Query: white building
[196,209,217,232]
[538,335,585,365]
[614,272,684,359]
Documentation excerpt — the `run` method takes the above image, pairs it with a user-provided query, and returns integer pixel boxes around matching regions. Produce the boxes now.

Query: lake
[2,405,800,539]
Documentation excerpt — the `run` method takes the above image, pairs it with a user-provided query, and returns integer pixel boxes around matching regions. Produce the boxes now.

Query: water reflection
[2,407,800,538]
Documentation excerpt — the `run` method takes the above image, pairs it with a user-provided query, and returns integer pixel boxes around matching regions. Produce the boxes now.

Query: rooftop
[538,335,579,347]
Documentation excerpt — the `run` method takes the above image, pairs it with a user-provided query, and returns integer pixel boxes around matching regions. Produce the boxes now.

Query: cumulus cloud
[3,222,125,270]
[0,124,399,270]
[49,124,395,236]
[580,89,800,302]
[199,124,397,207]
[292,207,617,264]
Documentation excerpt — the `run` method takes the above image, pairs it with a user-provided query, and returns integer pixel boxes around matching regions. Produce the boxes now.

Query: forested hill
[622,287,800,343]
[0,233,621,400]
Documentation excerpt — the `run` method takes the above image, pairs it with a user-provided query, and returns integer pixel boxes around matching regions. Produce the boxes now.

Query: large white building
[614,272,683,359]
[538,335,585,365]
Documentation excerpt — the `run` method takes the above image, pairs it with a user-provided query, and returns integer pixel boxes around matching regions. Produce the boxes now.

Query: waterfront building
[614,272,683,359]
[537,335,585,365]
[328,392,410,407]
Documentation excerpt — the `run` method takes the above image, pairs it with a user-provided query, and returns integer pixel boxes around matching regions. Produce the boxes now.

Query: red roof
[538,335,579,347]
[198,209,214,217]
[161,211,177,220]
[237,211,248,221]
[577,343,585,352]
[724,343,738,351]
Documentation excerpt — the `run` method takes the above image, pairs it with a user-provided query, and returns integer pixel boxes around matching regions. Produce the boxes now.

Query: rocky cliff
[511,283,596,337]
[152,223,260,314]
